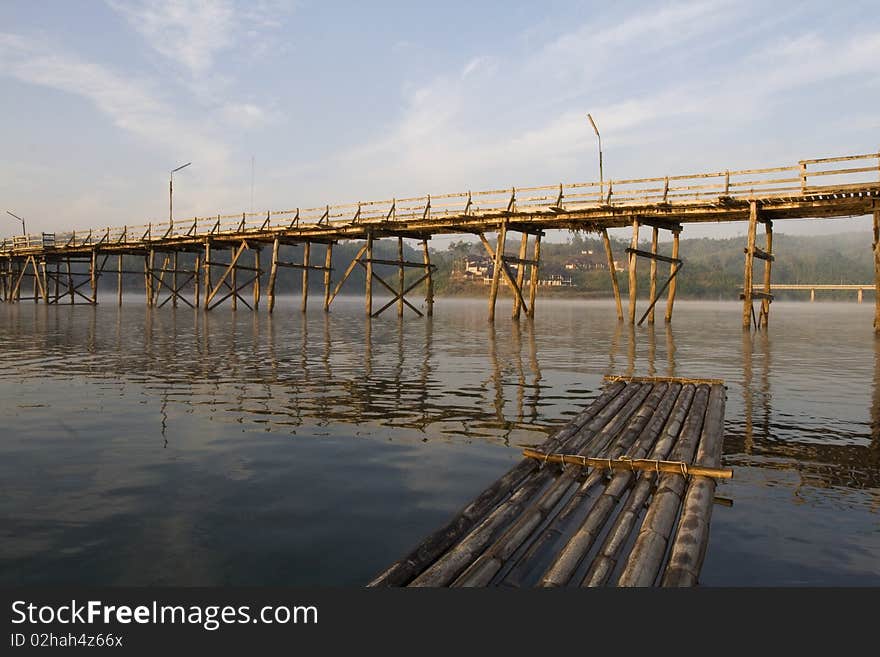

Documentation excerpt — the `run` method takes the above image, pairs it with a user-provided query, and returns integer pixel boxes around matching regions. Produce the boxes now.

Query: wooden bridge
[752,284,875,303]
[2,150,879,330]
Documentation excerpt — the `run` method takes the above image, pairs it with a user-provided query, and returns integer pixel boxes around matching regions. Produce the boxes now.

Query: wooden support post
[601,228,623,321]
[628,219,640,324]
[513,232,529,319]
[301,241,310,313]
[858,288,863,304]
[90,250,98,304]
[171,251,178,308]
[117,254,123,306]
[397,237,405,317]
[146,250,154,307]
[33,257,38,303]
[810,288,815,302]
[204,240,211,311]
[648,227,658,323]
[488,221,508,322]
[874,209,880,332]
[39,259,48,303]
[231,251,238,311]
[365,233,374,315]
[54,261,60,304]
[268,237,280,314]
[528,232,541,318]
[665,230,680,323]
[323,242,333,312]
[742,201,758,329]
[253,249,261,310]
[194,255,201,308]
[759,220,773,328]
[422,239,433,317]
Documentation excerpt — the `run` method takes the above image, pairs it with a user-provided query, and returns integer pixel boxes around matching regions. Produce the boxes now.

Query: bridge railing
[3,152,879,254]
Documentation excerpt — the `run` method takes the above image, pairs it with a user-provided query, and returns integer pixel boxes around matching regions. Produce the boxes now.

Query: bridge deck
[3,151,879,256]
[370,376,728,588]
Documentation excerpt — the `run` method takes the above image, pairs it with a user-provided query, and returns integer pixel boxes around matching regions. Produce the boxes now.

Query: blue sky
[1,0,879,243]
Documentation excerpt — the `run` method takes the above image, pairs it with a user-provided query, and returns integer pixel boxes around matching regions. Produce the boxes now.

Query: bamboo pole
[601,228,623,321]
[54,261,60,304]
[66,258,72,304]
[39,259,48,303]
[422,239,433,317]
[457,383,671,588]
[267,237,279,314]
[410,383,648,587]
[323,242,333,312]
[488,222,507,322]
[253,249,261,310]
[368,381,628,587]
[662,384,726,586]
[302,241,310,313]
[513,233,528,319]
[616,385,711,586]
[759,220,773,328]
[581,384,696,586]
[522,448,730,480]
[397,237,405,317]
[117,254,123,306]
[365,232,373,316]
[628,219,640,324]
[32,256,37,303]
[528,232,541,318]
[534,383,684,588]
[665,230,680,323]
[742,201,758,329]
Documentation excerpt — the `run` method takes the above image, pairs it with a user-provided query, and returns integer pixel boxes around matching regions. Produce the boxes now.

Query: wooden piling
[628,219,640,324]
[648,226,659,323]
[146,250,154,307]
[528,232,541,318]
[117,254,123,306]
[488,221,508,322]
[421,239,433,317]
[365,232,373,316]
[253,249,261,310]
[398,237,405,318]
[513,233,528,319]
[267,237,279,314]
[194,255,201,308]
[54,261,60,304]
[601,228,623,321]
[302,241,310,313]
[874,209,880,332]
[39,259,48,303]
[665,230,680,323]
[204,240,212,311]
[231,250,238,311]
[742,201,758,329]
[89,250,97,304]
[172,251,178,308]
[323,242,333,312]
[759,220,773,328]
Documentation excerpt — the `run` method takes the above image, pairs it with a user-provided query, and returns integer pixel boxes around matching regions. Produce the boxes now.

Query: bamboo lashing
[521,448,732,480]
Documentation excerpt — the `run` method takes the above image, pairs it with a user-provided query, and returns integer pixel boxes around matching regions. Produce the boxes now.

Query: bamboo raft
[370,375,729,587]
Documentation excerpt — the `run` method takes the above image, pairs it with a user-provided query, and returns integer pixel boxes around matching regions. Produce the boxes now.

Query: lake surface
[1,297,878,586]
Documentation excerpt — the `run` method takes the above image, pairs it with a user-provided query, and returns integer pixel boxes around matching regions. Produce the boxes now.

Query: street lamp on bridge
[169,162,192,231]
[6,210,26,237]
[586,113,603,201]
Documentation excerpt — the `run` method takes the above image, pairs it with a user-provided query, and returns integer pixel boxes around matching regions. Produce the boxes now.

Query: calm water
[1,297,878,586]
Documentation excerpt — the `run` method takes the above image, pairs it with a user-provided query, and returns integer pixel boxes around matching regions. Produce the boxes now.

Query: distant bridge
[2,150,879,330]
[752,284,875,303]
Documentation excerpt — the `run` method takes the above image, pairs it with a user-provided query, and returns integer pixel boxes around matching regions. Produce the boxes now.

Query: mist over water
[1,297,878,585]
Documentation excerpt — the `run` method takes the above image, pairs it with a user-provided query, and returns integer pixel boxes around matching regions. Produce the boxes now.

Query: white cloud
[105,0,296,76]
[221,102,273,128]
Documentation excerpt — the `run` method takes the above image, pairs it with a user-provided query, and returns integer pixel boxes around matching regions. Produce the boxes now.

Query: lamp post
[6,210,26,237]
[587,113,603,202]
[169,162,191,232]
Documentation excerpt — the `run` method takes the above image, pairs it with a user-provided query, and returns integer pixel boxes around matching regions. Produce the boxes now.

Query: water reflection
[731,326,880,492]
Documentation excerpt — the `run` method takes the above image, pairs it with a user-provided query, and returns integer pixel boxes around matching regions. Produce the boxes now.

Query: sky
[1,0,879,245]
